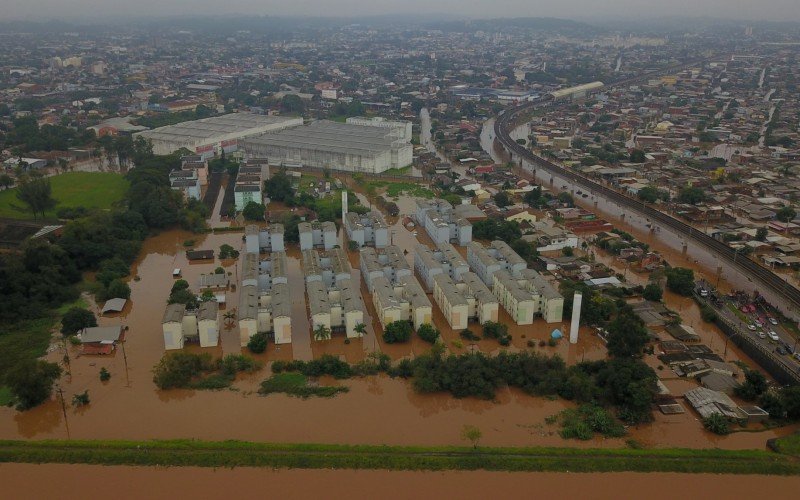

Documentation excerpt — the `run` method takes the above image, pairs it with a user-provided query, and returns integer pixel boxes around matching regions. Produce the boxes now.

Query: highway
[493,58,800,322]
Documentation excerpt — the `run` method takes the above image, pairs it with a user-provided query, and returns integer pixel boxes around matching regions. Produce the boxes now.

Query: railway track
[494,58,800,313]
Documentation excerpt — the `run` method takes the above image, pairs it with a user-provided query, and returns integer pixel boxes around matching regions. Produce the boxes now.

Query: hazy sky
[4,0,799,22]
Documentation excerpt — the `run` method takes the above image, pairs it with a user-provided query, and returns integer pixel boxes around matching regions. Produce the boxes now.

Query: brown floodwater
[1,186,796,450]
[2,464,800,500]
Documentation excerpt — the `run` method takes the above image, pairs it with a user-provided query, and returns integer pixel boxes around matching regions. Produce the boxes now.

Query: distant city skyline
[4,0,800,23]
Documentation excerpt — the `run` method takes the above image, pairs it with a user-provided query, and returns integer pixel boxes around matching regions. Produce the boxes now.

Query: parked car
[768,331,780,341]
[794,352,800,362]
[755,320,763,328]
[747,324,757,331]
[776,346,787,355]
[781,341,795,354]
[758,331,767,339]
[768,317,778,325]
[699,289,709,297]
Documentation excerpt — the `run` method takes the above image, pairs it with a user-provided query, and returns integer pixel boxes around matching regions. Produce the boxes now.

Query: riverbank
[1,439,799,475]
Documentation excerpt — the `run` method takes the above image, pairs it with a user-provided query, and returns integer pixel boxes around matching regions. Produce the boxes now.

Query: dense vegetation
[152,352,261,390]
[259,372,349,398]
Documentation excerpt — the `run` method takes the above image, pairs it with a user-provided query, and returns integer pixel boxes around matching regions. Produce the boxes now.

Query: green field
[366,180,434,199]
[0,172,129,220]
[0,439,798,475]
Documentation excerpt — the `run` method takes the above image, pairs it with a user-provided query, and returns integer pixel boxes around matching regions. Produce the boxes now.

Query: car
[754,320,763,328]
[699,289,709,297]
[758,331,767,339]
[776,346,787,355]
[769,317,778,325]
[782,341,795,355]
[747,324,757,331]
[582,193,589,198]
[794,352,800,362]
[768,331,780,341]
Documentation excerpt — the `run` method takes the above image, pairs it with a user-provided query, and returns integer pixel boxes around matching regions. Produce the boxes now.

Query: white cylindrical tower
[569,292,583,344]
[341,189,348,221]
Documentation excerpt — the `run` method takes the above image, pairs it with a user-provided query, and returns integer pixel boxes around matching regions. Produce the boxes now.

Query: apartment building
[415,199,473,246]
[238,251,292,345]
[360,246,431,329]
[162,301,220,350]
[467,240,527,286]
[432,271,499,330]
[299,221,338,251]
[244,223,285,254]
[302,248,363,338]
[413,242,470,291]
[345,210,389,248]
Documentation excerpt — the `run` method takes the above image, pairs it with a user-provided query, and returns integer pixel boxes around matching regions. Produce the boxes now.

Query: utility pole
[56,385,70,439]
[121,332,130,387]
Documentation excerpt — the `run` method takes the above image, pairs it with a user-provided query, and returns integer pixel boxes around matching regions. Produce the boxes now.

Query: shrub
[527,340,536,348]
[703,413,731,435]
[214,266,225,274]
[72,390,90,407]
[6,360,62,411]
[153,352,215,390]
[383,320,413,344]
[61,307,97,336]
[99,367,111,382]
[417,323,440,344]
[460,329,480,341]
[247,332,269,354]
[218,244,239,259]
[259,373,349,398]
[347,240,359,251]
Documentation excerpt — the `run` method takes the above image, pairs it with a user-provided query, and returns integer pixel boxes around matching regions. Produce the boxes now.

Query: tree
[280,94,306,114]
[417,323,440,344]
[242,201,266,221]
[264,170,294,202]
[219,244,239,259]
[247,331,269,354]
[629,149,646,163]
[16,177,57,219]
[107,279,131,300]
[782,386,800,420]
[776,206,797,223]
[642,283,663,302]
[99,367,111,381]
[461,425,482,449]
[168,289,199,309]
[665,267,695,296]
[677,186,706,205]
[354,323,367,336]
[383,320,412,344]
[171,279,190,294]
[0,173,13,190]
[523,186,543,207]
[494,190,512,208]
[637,186,666,204]
[755,227,768,241]
[5,359,62,410]
[72,390,90,407]
[562,246,574,257]
[606,310,649,358]
[735,369,768,401]
[60,307,97,336]
[314,324,332,341]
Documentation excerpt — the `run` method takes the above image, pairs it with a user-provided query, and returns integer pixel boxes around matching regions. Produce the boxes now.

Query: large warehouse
[239,120,413,174]
[134,113,303,156]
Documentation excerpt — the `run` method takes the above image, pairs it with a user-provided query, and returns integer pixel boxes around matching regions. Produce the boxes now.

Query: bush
[642,283,663,301]
[527,340,536,348]
[383,320,413,344]
[665,267,695,296]
[559,405,626,440]
[153,352,215,390]
[703,413,731,435]
[417,323,440,344]
[99,367,111,382]
[247,331,269,354]
[700,304,718,323]
[106,279,131,300]
[347,240,359,251]
[61,307,97,336]
[219,244,239,259]
[214,266,225,274]
[72,390,90,407]
[259,372,349,398]
[460,329,480,341]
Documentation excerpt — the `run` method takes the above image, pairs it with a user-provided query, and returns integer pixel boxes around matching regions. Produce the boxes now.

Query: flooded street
[2,464,799,500]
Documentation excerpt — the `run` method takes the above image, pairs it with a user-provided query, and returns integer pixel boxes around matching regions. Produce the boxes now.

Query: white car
[699,289,709,297]
[758,331,767,339]
[769,317,778,325]
[747,324,757,331]
[754,320,763,328]
[768,331,780,341]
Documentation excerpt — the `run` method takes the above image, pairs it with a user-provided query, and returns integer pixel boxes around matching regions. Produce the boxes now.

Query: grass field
[0,387,13,407]
[0,439,798,475]
[0,172,129,220]
[366,180,434,199]
[772,433,800,457]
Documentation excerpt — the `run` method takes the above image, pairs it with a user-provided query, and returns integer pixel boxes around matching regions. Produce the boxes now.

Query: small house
[198,301,219,347]
[162,303,186,350]
[80,325,124,355]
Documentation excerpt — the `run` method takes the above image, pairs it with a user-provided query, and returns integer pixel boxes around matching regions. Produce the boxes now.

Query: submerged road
[493,57,800,324]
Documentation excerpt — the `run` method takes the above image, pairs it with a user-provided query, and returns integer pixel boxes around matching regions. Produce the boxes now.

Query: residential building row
[467,240,564,324]
[302,248,364,338]
[360,246,432,330]
[162,301,219,350]
[238,251,292,346]
[299,220,337,251]
[245,223,285,254]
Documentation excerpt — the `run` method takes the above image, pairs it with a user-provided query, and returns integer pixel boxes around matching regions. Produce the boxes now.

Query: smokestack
[569,292,582,344]
[341,189,348,221]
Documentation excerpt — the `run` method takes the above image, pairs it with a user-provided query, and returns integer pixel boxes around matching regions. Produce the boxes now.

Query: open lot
[0,172,128,219]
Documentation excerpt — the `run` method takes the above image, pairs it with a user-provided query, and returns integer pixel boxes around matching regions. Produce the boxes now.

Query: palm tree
[313,324,331,341]
[354,323,367,337]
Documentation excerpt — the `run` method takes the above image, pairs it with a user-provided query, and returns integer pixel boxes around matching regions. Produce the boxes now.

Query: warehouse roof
[136,113,300,142]
[241,120,404,156]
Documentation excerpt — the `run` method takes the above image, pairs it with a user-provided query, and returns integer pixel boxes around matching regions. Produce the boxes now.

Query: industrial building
[299,221,337,251]
[550,81,604,101]
[345,211,389,248]
[134,113,302,156]
[468,241,564,324]
[238,251,292,346]
[360,246,431,330]
[302,248,364,338]
[162,301,220,350]
[345,116,413,142]
[415,199,472,247]
[240,120,413,174]
[245,224,285,254]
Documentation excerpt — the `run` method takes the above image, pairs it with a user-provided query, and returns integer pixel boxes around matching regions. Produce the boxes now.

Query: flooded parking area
[2,464,799,500]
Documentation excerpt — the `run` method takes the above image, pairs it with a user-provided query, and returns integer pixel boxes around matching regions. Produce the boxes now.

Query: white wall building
[415,199,472,247]
[299,221,338,251]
